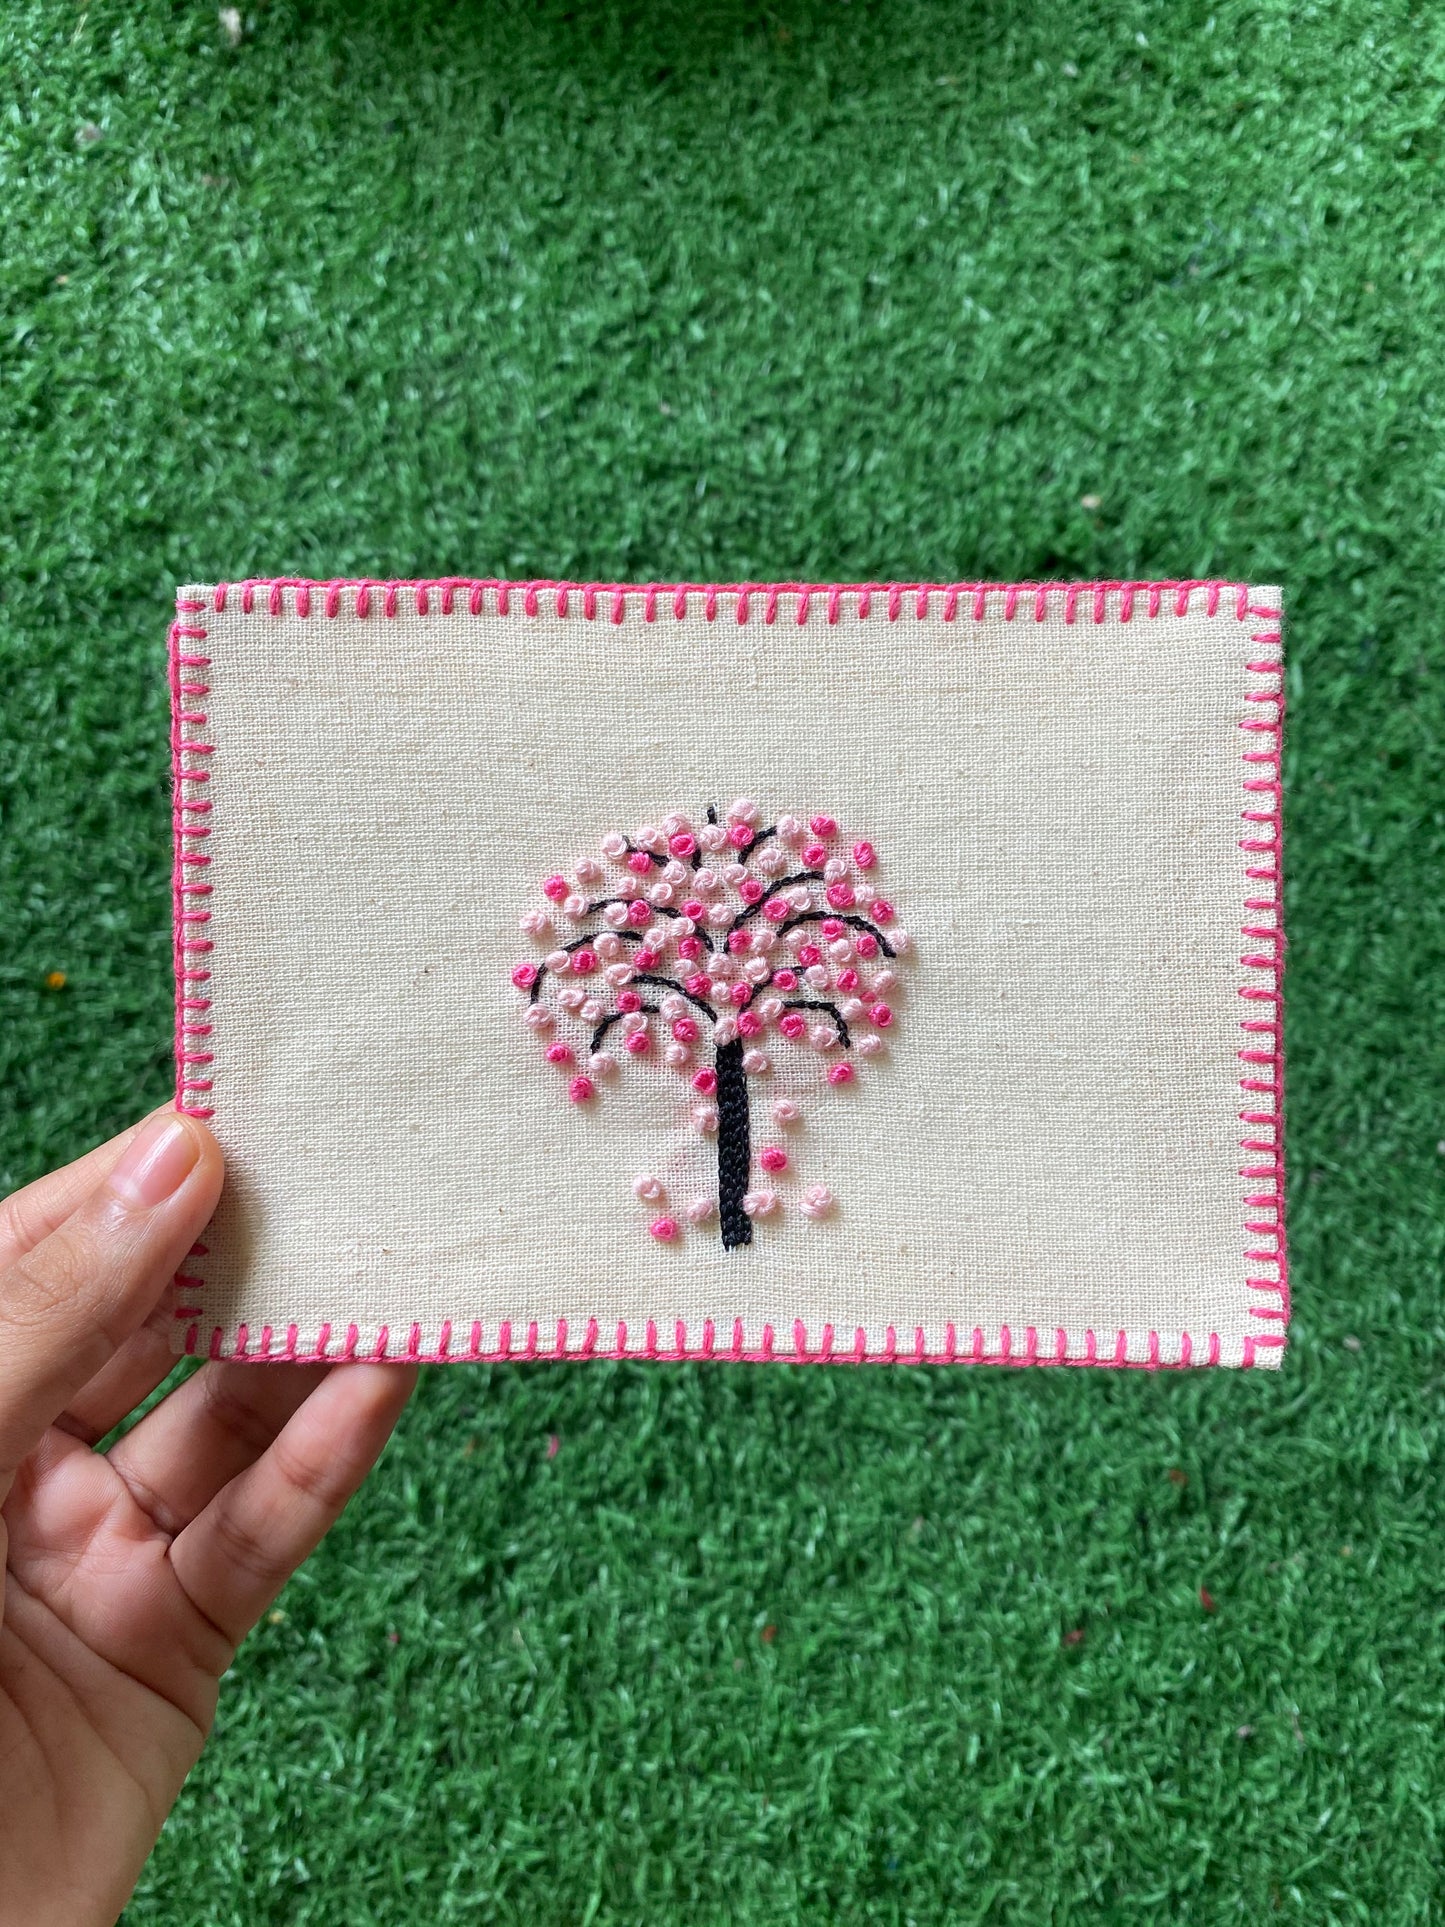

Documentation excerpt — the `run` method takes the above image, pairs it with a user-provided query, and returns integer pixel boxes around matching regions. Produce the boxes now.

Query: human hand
[0,1109,417,1927]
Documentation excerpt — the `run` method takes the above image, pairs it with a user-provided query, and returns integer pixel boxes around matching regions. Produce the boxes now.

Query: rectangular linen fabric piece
[169,578,1287,1370]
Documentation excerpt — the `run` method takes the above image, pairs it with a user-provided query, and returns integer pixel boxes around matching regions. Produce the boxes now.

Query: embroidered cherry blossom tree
[511,801,910,1247]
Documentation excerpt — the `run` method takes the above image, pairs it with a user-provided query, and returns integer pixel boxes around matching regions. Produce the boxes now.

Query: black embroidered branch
[729,871,818,930]
[590,1003,660,1053]
[529,927,642,1004]
[630,974,717,1021]
[583,897,715,952]
[774,910,896,958]
[780,998,853,1050]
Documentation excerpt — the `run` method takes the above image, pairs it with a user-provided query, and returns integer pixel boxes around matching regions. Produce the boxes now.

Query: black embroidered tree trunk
[714,1036,753,1249]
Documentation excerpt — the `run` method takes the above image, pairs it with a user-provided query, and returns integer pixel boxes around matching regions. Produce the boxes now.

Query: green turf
[3,0,1445,1918]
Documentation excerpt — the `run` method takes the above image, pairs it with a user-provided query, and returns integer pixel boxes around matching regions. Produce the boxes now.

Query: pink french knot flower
[650,1216,679,1242]
[524,1005,553,1031]
[772,1097,801,1124]
[810,815,838,837]
[563,893,588,919]
[693,1102,720,1134]
[810,1023,840,1050]
[543,875,568,902]
[569,1075,595,1103]
[664,1042,690,1069]
[600,831,628,858]
[633,1173,666,1202]
[775,813,804,840]
[519,909,550,936]
[759,1145,788,1172]
[511,962,538,989]
[728,796,761,824]
[741,1189,779,1218]
[800,1185,834,1219]
[603,902,629,928]
[852,840,877,869]
[544,948,569,972]
[856,1034,884,1057]
[828,1062,855,1086]
[685,1196,715,1225]
[575,856,603,883]
[741,1049,770,1074]
[698,822,728,852]
[589,1050,617,1075]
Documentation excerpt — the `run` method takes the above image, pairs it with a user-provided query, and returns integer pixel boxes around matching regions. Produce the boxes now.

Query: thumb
[0,1110,223,1479]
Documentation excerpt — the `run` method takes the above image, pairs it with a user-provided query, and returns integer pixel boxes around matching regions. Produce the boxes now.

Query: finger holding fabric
[0,1110,415,1927]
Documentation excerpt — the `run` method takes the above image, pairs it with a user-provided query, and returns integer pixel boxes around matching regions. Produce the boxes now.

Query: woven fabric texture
[170,578,1286,1368]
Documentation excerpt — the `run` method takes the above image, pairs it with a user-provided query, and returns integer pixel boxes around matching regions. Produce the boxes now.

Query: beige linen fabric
[171,580,1286,1368]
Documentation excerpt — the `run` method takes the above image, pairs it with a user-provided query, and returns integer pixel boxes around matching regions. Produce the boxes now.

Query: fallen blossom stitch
[513,802,911,1247]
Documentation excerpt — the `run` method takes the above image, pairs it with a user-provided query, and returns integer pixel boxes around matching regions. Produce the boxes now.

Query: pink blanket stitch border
[168,577,1287,1370]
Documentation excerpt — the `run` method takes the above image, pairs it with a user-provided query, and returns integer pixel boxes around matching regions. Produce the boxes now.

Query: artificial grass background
[2,0,1444,1917]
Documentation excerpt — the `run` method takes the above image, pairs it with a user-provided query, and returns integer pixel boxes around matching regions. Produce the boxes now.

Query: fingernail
[108,1113,202,1209]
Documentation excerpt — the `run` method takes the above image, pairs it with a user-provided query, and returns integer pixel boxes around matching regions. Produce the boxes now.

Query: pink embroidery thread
[172,579,1286,1367]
